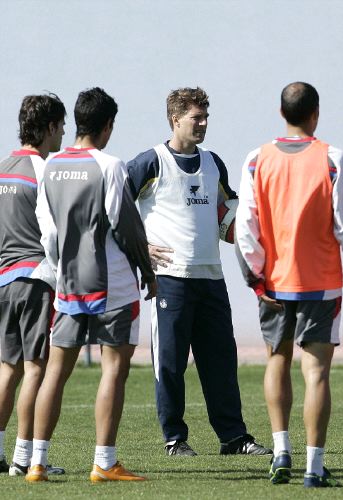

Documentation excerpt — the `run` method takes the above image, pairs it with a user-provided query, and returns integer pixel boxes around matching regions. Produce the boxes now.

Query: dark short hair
[167,87,209,128]
[74,87,118,139]
[281,82,319,125]
[19,93,66,147]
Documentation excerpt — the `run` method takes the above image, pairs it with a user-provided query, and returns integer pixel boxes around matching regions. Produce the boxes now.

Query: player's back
[43,147,139,314]
[0,150,45,284]
[254,139,342,295]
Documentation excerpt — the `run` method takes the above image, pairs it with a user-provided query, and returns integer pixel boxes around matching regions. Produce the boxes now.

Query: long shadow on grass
[207,451,303,456]
[144,467,343,477]
[146,469,269,474]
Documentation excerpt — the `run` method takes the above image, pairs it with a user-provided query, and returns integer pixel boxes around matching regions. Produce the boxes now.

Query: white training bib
[139,144,221,272]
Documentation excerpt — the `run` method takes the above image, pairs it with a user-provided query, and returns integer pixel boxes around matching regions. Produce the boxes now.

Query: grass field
[1,362,343,499]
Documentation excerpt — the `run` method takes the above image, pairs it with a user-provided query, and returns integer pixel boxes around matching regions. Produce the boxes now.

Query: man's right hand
[259,294,284,312]
[148,244,174,270]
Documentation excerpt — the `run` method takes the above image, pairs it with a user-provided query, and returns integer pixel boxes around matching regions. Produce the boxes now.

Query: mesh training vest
[139,144,221,271]
[254,140,342,293]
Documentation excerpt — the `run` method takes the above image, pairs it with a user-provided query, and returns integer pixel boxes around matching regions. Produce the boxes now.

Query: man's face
[174,104,208,144]
[50,119,65,152]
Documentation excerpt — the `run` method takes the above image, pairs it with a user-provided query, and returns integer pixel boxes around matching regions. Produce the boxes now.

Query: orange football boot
[90,462,146,482]
[25,464,48,482]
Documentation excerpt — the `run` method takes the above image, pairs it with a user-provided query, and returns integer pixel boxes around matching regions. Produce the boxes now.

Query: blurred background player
[0,94,66,476]
[127,87,271,457]
[26,87,156,483]
[236,82,343,488]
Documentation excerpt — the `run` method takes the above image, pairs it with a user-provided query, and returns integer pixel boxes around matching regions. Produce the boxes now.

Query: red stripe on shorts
[131,300,140,321]
[334,297,342,318]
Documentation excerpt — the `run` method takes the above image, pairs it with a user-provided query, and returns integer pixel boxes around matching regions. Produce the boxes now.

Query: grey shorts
[0,278,54,364]
[259,297,341,353]
[51,301,140,348]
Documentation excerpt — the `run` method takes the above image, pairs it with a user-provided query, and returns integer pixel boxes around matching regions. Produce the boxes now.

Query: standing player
[0,94,66,475]
[235,82,343,487]
[127,87,271,456]
[26,87,156,483]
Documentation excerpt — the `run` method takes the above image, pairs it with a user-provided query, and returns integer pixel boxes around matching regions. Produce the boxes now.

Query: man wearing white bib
[127,87,271,456]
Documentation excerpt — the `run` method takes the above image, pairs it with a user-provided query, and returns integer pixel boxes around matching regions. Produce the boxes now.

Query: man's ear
[172,114,180,128]
[279,108,285,120]
[314,106,319,120]
[310,106,319,132]
[104,118,114,133]
[48,121,56,136]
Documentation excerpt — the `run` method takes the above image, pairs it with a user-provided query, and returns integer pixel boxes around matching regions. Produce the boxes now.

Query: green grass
[1,363,343,499]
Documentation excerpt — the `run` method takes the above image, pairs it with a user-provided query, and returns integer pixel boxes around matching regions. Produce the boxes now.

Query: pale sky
[1,0,343,349]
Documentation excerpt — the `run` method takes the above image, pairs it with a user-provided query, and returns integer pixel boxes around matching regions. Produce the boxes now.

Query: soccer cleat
[269,450,292,484]
[9,462,65,476]
[165,441,197,456]
[0,455,9,473]
[304,467,341,488]
[25,464,48,482]
[220,434,273,455]
[46,464,65,475]
[9,462,28,476]
[90,462,146,482]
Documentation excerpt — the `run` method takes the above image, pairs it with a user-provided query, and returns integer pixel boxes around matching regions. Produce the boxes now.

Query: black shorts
[0,278,54,364]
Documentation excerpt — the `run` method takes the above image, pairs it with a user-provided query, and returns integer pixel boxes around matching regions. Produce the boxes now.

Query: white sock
[94,446,117,470]
[272,431,291,456]
[31,439,50,467]
[0,431,5,457]
[12,438,33,467]
[306,446,324,476]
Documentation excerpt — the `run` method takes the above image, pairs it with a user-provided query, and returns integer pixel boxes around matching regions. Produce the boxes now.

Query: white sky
[1,0,343,347]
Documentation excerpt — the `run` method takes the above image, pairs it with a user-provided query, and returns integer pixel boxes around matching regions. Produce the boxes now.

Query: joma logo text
[49,171,88,181]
